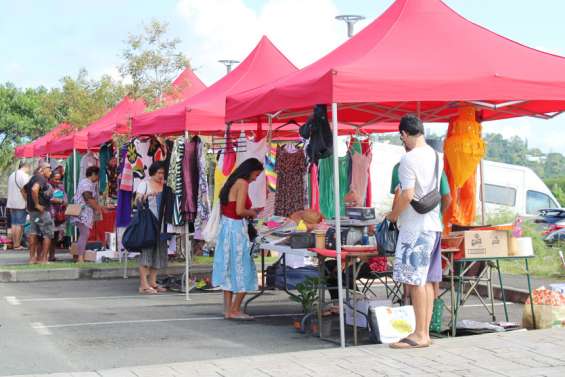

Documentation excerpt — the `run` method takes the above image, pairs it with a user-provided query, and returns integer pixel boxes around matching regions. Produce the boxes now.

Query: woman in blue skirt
[212,158,264,320]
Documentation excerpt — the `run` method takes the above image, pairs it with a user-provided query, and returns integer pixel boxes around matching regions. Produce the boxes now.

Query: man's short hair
[18,161,31,169]
[399,114,425,136]
[85,166,100,178]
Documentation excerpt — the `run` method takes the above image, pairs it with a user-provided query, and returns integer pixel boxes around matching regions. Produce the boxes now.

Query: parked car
[535,208,565,235]
[544,228,565,246]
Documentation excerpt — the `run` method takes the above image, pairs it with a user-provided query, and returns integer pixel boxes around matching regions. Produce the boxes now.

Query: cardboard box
[450,230,509,259]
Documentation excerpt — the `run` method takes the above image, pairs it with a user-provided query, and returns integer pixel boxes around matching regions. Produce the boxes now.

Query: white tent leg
[332,102,346,348]
[185,130,191,301]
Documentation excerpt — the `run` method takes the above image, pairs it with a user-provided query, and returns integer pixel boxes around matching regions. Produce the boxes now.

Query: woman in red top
[212,158,264,320]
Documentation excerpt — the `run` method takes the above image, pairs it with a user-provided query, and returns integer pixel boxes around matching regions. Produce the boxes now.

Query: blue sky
[1,0,564,153]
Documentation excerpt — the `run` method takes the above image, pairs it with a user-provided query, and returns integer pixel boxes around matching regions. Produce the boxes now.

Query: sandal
[151,285,167,293]
[228,313,255,321]
[390,337,429,349]
[139,287,158,295]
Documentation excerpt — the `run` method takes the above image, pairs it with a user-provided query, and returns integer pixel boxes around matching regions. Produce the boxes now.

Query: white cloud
[176,0,354,84]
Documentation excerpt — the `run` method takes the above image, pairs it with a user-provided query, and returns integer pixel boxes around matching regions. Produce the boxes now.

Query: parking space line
[4,296,21,305]
[32,314,298,330]
[31,322,52,335]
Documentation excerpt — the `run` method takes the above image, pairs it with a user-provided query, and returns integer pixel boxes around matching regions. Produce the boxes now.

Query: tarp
[226,0,565,124]
[131,36,298,136]
[15,123,74,158]
[47,96,146,156]
[163,66,207,105]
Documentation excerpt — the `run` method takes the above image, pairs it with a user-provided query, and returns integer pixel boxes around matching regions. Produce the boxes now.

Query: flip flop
[151,285,167,293]
[139,287,158,295]
[228,313,255,321]
[389,337,429,349]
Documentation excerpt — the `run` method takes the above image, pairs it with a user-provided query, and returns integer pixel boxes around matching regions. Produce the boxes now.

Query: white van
[370,143,560,217]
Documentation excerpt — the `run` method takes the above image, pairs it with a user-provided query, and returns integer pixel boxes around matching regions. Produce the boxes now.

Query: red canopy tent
[226,0,565,124]
[15,123,74,158]
[131,36,299,136]
[224,0,565,348]
[46,96,146,156]
[163,66,207,106]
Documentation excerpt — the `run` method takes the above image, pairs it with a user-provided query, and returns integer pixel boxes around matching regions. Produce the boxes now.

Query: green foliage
[119,19,189,108]
[499,220,564,278]
[545,177,565,207]
[290,277,324,314]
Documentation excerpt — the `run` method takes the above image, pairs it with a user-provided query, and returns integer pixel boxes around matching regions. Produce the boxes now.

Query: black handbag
[376,219,399,256]
[122,200,159,251]
[247,219,258,243]
[410,151,441,214]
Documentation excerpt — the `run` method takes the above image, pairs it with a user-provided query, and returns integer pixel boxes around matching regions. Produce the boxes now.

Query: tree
[119,20,189,108]
[0,83,61,171]
[56,69,126,128]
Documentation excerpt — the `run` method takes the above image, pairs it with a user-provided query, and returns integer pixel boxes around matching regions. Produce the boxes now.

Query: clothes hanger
[274,119,300,131]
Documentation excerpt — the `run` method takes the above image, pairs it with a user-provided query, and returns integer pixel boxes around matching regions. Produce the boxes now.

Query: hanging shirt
[236,138,268,208]
[274,145,307,217]
[350,151,372,204]
[79,152,99,180]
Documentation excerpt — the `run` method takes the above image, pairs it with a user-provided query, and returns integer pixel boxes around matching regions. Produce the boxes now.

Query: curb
[0,264,213,283]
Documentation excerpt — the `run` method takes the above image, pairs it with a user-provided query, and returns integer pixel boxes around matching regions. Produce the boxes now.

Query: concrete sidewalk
[7,328,565,377]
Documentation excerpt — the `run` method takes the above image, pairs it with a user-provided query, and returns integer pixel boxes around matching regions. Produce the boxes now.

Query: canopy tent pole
[73,148,78,242]
[184,122,192,301]
[332,102,346,348]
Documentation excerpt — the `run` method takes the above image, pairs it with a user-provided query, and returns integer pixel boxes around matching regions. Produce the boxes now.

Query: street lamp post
[218,59,240,74]
[335,14,365,38]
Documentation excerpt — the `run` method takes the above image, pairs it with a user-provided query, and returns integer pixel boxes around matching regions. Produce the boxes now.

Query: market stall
[225,0,565,347]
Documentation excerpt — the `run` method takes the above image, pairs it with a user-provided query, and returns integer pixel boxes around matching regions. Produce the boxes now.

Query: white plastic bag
[202,201,221,244]
[369,305,415,344]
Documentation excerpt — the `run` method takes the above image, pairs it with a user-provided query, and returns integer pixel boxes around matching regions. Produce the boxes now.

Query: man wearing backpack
[25,161,54,264]
[7,161,31,250]
[387,115,443,349]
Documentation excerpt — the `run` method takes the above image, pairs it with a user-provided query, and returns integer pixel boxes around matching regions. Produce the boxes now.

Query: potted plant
[290,276,323,333]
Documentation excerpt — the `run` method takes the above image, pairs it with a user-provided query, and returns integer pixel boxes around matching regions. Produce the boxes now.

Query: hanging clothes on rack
[182,137,199,222]
[236,136,268,208]
[194,138,211,235]
[274,145,307,217]
[309,163,320,212]
[116,144,133,227]
[265,142,277,192]
[80,151,99,180]
[318,154,350,219]
[350,148,372,204]
[171,137,185,226]
[98,143,112,194]
[64,152,82,202]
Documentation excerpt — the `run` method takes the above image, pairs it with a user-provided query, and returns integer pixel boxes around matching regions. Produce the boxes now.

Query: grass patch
[1,256,279,271]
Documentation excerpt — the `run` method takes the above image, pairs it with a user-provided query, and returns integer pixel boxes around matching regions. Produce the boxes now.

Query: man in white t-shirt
[387,115,443,349]
[7,161,31,249]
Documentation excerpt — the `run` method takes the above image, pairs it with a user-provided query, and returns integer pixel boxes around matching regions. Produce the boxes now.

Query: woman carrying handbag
[134,162,174,295]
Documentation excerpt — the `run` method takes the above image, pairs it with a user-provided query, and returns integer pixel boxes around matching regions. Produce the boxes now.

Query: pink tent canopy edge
[225,0,565,124]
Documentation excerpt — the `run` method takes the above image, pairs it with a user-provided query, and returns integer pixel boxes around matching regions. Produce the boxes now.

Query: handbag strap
[433,151,440,192]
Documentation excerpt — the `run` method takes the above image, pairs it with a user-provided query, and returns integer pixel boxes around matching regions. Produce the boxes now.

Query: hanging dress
[274,145,307,217]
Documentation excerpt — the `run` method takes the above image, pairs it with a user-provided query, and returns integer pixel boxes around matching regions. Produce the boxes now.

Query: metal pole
[73,148,78,242]
[332,102,346,348]
[185,127,191,301]
[480,160,486,225]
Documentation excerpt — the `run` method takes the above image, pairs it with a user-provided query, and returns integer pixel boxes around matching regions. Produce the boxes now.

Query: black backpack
[300,104,333,164]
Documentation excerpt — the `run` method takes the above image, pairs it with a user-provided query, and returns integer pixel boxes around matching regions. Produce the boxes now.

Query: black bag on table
[376,219,399,256]
[122,200,159,251]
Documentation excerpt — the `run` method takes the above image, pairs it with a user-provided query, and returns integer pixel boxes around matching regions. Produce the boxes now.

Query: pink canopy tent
[131,36,299,136]
[46,96,146,156]
[15,123,74,158]
[163,67,207,106]
[226,0,565,124]
[225,0,565,348]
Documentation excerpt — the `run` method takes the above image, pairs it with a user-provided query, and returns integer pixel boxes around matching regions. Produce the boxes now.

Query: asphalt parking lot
[0,277,525,376]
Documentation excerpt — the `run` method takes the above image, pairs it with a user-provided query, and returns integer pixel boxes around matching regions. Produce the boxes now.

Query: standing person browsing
[7,161,31,250]
[212,158,264,320]
[72,166,103,263]
[135,162,173,295]
[25,161,54,264]
[388,115,443,349]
